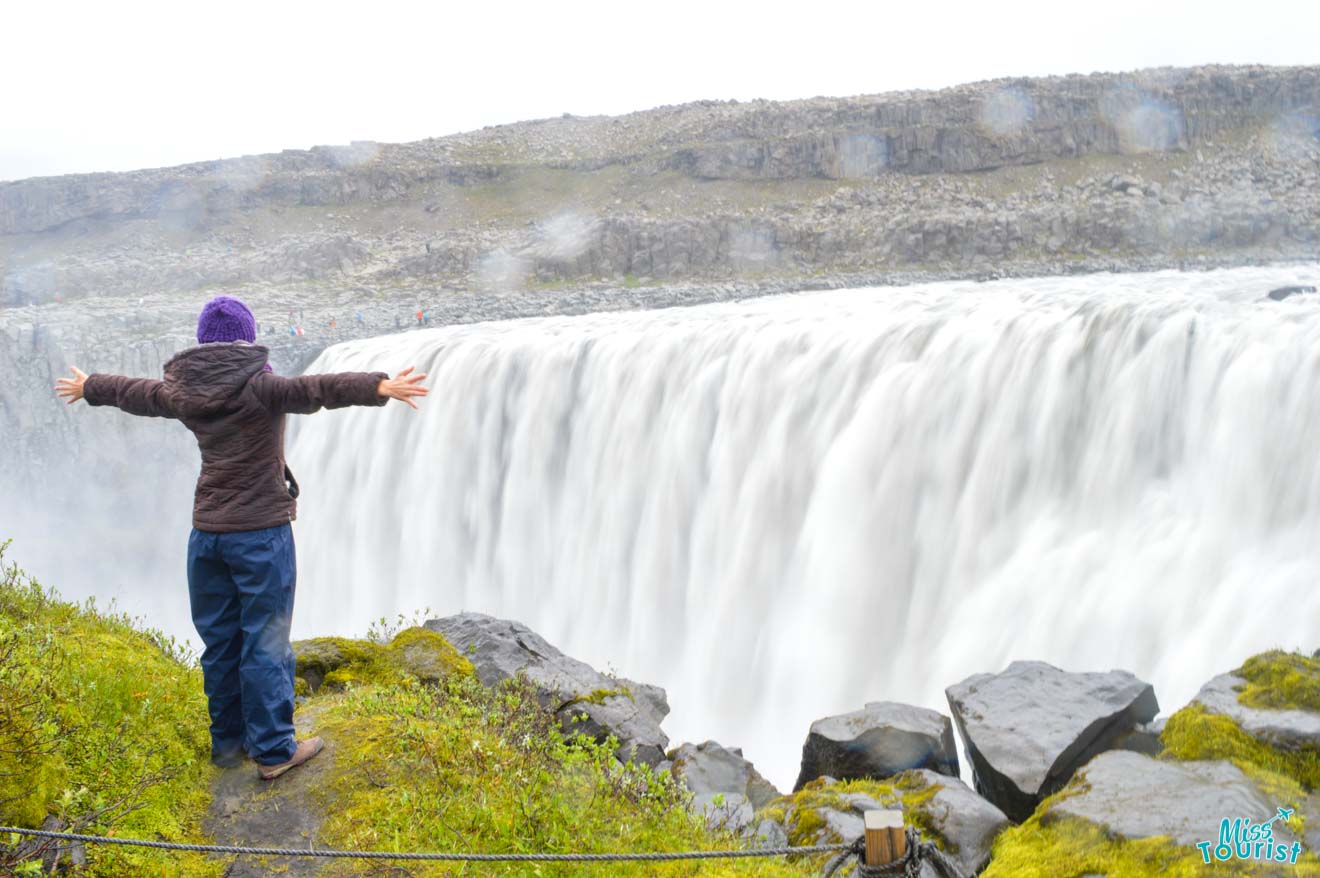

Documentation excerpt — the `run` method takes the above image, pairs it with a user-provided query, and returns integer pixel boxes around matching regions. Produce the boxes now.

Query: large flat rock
[946,661,1158,822]
[1052,751,1301,849]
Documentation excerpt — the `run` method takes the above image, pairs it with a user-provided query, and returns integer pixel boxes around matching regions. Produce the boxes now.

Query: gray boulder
[905,769,1010,876]
[794,701,959,790]
[1051,751,1309,851]
[1191,672,1320,753]
[424,612,668,766]
[669,740,782,831]
[946,661,1159,821]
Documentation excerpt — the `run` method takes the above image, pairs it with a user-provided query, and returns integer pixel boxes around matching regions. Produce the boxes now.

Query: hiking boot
[258,737,324,780]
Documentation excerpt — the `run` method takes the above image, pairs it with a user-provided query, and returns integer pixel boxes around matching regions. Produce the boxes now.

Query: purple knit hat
[197,296,256,344]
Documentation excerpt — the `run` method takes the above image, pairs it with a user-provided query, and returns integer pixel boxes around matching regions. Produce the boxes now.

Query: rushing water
[287,266,1320,790]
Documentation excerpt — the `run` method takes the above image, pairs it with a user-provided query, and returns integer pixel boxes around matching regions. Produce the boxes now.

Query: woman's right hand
[55,366,88,405]
[377,367,429,410]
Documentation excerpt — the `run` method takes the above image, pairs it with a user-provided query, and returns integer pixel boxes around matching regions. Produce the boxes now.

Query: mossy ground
[0,548,820,876]
[0,542,218,877]
[307,674,817,877]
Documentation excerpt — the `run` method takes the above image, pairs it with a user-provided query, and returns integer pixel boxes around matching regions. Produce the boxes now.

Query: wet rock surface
[946,661,1159,822]
[794,701,959,790]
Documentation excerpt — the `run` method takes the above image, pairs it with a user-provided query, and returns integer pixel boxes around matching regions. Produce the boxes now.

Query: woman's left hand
[376,367,429,410]
[56,366,88,405]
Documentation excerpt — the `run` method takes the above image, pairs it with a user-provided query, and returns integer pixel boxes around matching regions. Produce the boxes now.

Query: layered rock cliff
[2,64,1318,311]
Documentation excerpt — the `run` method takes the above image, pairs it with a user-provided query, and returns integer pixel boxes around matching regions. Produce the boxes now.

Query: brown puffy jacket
[84,343,388,533]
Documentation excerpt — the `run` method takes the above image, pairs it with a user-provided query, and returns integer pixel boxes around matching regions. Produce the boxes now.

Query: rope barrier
[1,825,849,864]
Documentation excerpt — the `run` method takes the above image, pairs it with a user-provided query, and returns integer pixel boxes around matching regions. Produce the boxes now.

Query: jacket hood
[163,343,270,419]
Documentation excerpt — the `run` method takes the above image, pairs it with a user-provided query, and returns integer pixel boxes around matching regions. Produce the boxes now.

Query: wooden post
[864,810,906,866]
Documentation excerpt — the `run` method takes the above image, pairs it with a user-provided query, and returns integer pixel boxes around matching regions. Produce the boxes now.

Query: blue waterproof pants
[187,524,298,766]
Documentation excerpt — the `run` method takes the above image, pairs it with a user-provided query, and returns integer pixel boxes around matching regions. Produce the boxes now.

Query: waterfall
[287,266,1320,790]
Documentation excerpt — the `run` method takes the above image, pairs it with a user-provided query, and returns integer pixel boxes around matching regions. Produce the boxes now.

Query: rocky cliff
[3,64,1318,310]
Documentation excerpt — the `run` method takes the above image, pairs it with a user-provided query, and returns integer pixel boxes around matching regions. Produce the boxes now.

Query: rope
[0,826,848,863]
[821,829,966,878]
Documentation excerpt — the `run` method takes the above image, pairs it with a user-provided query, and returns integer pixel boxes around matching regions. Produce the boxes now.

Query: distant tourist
[54,296,429,780]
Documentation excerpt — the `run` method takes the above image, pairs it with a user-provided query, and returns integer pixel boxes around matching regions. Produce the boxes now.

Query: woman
[55,295,427,780]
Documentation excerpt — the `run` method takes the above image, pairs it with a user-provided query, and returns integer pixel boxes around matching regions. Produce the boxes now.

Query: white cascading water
[288,266,1320,791]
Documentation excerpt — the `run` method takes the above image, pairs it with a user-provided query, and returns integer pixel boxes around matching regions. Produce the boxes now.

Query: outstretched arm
[57,366,175,418]
[253,367,428,414]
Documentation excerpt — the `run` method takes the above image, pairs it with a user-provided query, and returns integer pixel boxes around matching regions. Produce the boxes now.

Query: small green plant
[366,607,435,644]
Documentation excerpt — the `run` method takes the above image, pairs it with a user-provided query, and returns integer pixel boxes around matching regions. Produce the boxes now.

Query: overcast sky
[3,0,1317,181]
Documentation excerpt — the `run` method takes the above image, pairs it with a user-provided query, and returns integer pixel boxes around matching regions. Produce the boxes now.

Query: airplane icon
[1264,807,1294,826]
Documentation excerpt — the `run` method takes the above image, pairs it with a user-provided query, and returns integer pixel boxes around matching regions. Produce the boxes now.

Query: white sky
[3,0,1317,181]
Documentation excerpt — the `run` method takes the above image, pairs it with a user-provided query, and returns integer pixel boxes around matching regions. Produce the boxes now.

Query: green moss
[983,812,1278,877]
[787,806,827,847]
[294,628,473,693]
[1236,650,1320,712]
[0,542,218,876]
[388,626,475,681]
[562,688,625,709]
[306,674,813,876]
[755,772,952,853]
[293,637,383,686]
[1161,704,1320,790]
